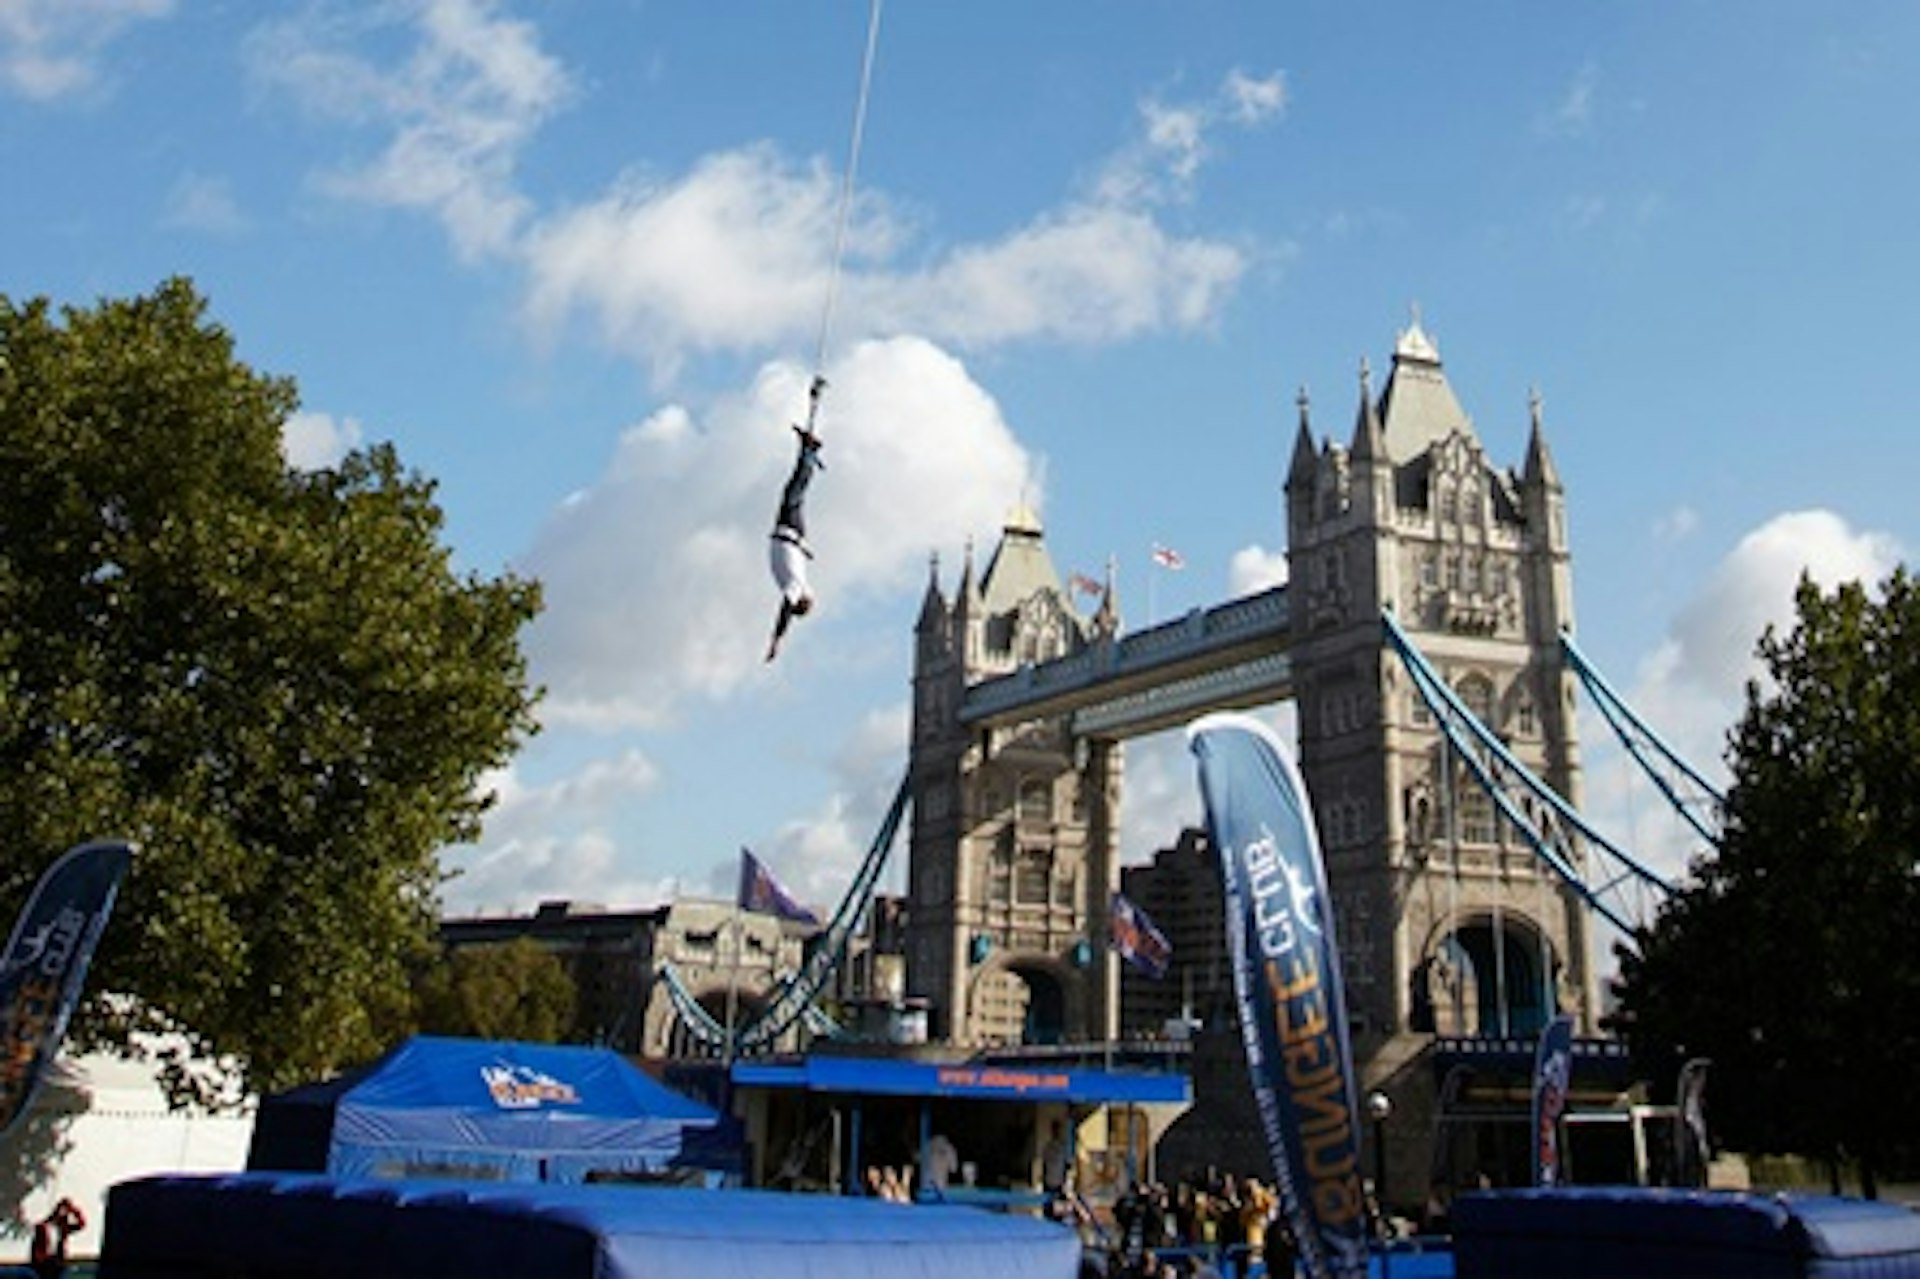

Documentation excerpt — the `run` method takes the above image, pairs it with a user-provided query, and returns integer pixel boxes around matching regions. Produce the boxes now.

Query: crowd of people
[1098,1167,1294,1279]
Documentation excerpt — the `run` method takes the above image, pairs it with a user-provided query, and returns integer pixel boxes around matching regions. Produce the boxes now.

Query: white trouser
[770,530,812,605]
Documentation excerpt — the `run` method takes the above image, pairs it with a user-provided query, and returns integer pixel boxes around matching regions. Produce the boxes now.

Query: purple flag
[737,848,820,926]
[1110,892,1172,979]
[1188,713,1367,1279]
[0,840,133,1135]
[1530,1012,1575,1187]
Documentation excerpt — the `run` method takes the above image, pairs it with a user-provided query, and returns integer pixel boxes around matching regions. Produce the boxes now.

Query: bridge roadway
[959,585,1295,740]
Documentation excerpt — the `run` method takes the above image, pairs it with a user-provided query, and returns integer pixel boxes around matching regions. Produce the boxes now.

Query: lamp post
[1366,1090,1393,1279]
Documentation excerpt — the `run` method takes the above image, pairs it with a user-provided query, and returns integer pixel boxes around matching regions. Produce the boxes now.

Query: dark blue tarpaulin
[249,1036,737,1184]
[1452,1187,1920,1279]
[100,1173,1083,1279]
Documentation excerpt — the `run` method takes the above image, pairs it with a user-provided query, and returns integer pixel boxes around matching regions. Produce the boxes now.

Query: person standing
[30,1198,85,1279]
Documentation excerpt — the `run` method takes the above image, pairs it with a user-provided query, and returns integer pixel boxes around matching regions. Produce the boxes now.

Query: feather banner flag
[1188,713,1367,1279]
[1110,892,1173,979]
[737,848,821,926]
[1530,1011,1576,1187]
[0,839,133,1136]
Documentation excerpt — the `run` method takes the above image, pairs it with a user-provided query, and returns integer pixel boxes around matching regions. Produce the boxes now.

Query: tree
[413,940,578,1044]
[1611,569,1920,1196]
[0,279,541,1099]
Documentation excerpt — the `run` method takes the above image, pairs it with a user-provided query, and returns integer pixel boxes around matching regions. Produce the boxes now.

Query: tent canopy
[249,1036,737,1184]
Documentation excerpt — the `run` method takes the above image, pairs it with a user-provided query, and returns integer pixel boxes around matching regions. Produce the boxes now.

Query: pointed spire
[1523,385,1561,489]
[1286,384,1318,490]
[957,537,982,608]
[916,550,948,633]
[1350,357,1387,462]
[1093,553,1121,637]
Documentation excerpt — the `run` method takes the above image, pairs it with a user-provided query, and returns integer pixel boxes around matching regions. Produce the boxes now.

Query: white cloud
[1585,509,1904,882]
[523,336,1032,730]
[441,750,667,913]
[281,409,363,469]
[1096,68,1286,208]
[1229,543,1288,596]
[247,0,571,260]
[1651,504,1698,544]
[1224,68,1287,125]
[256,14,1270,376]
[521,145,881,379]
[1536,62,1598,138]
[0,0,171,101]
[163,173,247,236]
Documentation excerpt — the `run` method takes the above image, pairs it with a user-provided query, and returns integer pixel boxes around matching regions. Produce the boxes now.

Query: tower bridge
[959,584,1294,737]
[903,315,1602,1190]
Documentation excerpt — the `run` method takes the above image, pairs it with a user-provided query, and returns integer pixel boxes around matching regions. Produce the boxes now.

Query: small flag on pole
[737,848,821,926]
[1109,892,1172,979]
[1069,571,1104,598]
[1151,543,1185,570]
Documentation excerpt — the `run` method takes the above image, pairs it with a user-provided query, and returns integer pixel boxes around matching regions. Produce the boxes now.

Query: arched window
[1457,673,1496,726]
[1019,779,1052,824]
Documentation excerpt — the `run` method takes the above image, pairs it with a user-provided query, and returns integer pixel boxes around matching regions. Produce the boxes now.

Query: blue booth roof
[731,1054,1190,1104]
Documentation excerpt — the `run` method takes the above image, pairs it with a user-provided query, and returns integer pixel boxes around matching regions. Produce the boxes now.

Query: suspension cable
[805,0,884,429]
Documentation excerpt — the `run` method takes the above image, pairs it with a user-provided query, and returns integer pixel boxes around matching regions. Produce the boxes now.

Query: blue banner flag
[1109,892,1172,979]
[1530,1012,1575,1187]
[1187,713,1367,1279]
[736,848,820,926]
[0,839,133,1135]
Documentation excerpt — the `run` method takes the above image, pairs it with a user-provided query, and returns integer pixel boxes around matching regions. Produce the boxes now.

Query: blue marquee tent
[248,1036,739,1184]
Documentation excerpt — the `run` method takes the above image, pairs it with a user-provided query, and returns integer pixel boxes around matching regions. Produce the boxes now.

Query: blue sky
[5,2,1914,920]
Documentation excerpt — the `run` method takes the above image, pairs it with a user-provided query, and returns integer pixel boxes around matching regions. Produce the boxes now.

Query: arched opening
[1419,916,1553,1039]
[970,963,1069,1046]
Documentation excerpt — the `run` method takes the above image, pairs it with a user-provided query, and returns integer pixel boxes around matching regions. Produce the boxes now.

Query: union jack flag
[1151,543,1185,570]
[1110,891,1172,979]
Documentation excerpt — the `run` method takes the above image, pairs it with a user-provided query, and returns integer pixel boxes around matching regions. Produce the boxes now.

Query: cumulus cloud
[257,9,1272,376]
[523,336,1032,729]
[1229,543,1289,596]
[1096,68,1286,208]
[748,702,913,914]
[521,145,889,378]
[441,749,668,912]
[247,0,571,260]
[0,0,172,101]
[281,409,363,469]
[1585,509,1904,882]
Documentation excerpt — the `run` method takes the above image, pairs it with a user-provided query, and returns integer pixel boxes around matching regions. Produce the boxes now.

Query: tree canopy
[1611,568,1920,1194]
[0,279,542,1098]
[413,940,578,1044]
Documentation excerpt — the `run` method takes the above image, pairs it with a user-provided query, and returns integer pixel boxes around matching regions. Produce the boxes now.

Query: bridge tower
[905,505,1122,1046]
[1285,318,1598,1155]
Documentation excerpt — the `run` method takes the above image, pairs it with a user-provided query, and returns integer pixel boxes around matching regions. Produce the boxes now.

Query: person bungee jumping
[766,376,827,662]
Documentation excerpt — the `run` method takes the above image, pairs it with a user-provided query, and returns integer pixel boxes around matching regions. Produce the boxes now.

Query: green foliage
[0,279,542,1098]
[413,940,578,1044]
[1611,569,1920,1193]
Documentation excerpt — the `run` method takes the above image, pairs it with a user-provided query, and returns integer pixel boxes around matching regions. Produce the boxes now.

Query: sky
[4,1,1916,927]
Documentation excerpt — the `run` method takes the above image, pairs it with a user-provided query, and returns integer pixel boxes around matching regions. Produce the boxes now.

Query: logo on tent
[481,1062,580,1110]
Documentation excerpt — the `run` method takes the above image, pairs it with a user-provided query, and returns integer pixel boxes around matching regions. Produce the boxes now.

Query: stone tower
[1284,318,1595,1148]
[905,505,1123,1046]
